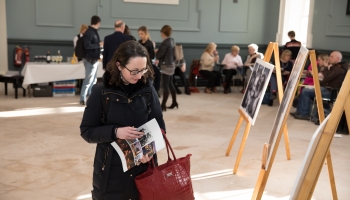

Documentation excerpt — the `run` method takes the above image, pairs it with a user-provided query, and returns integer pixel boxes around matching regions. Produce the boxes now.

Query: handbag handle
[147,129,177,171]
[161,129,177,161]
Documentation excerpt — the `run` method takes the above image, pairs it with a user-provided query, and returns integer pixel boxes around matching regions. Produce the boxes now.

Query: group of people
[76,16,191,112]
[198,42,264,94]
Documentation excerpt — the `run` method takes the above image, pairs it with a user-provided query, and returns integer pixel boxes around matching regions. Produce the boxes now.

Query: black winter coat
[83,26,101,60]
[80,73,165,200]
[103,32,133,69]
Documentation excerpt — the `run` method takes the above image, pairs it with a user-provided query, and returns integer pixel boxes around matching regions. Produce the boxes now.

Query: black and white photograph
[265,46,309,170]
[240,59,274,125]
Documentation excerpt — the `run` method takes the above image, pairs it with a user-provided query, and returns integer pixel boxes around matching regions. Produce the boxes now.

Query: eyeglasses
[124,66,148,76]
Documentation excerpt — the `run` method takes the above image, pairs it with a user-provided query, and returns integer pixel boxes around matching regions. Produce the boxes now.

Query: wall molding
[219,0,249,33]
[35,0,75,27]
[110,0,190,21]
[7,38,350,61]
[325,0,350,37]
[98,0,200,32]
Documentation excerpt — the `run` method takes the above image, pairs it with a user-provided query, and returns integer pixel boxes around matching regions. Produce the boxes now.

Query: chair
[188,60,201,92]
[310,87,340,123]
[0,74,26,99]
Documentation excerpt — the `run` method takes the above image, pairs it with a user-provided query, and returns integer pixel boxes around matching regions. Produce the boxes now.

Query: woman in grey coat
[156,25,178,111]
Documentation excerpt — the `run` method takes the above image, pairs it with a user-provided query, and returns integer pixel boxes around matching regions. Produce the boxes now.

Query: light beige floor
[0,87,349,200]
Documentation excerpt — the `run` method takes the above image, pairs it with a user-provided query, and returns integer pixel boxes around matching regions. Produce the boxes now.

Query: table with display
[21,62,104,96]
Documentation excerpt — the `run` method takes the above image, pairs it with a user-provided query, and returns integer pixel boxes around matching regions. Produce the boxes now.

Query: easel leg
[225,116,243,156]
[282,125,291,160]
[251,169,266,200]
[344,94,350,130]
[233,121,251,174]
[326,150,338,200]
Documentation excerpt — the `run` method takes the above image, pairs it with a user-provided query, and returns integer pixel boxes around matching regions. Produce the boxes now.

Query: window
[277,0,312,47]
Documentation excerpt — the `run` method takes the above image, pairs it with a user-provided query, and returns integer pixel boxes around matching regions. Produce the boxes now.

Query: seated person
[268,49,293,106]
[199,42,221,94]
[221,45,243,94]
[291,51,348,120]
[173,58,191,95]
[238,43,264,93]
[303,53,329,86]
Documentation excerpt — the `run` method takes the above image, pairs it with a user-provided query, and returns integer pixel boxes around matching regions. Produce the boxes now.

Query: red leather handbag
[135,131,194,200]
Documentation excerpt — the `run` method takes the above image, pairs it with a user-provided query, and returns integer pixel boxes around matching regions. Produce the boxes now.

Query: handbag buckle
[166,172,173,178]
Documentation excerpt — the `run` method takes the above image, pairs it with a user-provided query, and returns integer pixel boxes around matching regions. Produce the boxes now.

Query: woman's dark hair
[124,25,131,35]
[160,25,172,37]
[106,40,154,86]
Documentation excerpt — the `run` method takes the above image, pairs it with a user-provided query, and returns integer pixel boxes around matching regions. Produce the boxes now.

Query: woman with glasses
[80,40,165,200]
[156,25,177,111]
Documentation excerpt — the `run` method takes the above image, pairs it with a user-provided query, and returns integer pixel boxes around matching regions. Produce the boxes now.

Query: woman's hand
[138,154,153,165]
[116,127,144,140]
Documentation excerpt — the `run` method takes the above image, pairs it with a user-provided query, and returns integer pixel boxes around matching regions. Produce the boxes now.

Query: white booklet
[111,118,166,172]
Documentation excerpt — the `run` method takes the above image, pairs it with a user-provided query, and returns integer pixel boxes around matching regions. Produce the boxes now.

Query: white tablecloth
[21,62,104,88]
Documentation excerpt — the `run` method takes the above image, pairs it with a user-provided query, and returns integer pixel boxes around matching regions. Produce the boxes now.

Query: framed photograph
[264,46,309,170]
[347,0,350,15]
[240,59,274,125]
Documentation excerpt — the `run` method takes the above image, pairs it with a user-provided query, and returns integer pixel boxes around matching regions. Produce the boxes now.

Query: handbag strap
[161,129,177,160]
[147,129,177,171]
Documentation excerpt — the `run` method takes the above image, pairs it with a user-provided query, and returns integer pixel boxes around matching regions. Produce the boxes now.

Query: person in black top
[268,49,293,106]
[80,15,103,105]
[138,26,161,96]
[103,20,133,70]
[80,40,165,200]
[156,25,177,111]
[284,31,301,62]
[173,58,191,95]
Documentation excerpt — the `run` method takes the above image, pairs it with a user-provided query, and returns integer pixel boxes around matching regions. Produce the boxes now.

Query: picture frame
[347,0,350,15]
[239,59,274,125]
[264,46,309,170]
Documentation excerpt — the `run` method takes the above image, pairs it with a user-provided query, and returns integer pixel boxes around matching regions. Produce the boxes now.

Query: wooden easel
[251,47,308,200]
[225,42,291,174]
[309,50,338,199]
[291,71,350,199]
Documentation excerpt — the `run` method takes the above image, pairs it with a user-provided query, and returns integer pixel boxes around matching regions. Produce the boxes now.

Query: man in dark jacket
[292,51,348,120]
[80,15,103,105]
[103,20,133,69]
[284,31,302,61]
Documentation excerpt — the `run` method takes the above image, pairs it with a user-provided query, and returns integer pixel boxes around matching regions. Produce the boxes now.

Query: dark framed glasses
[124,66,148,76]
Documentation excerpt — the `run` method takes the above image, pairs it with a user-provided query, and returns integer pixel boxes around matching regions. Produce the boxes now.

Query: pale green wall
[311,0,350,52]
[6,0,279,44]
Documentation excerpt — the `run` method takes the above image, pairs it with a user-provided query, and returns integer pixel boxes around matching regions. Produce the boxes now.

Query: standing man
[103,20,133,70]
[80,15,103,105]
[284,31,301,62]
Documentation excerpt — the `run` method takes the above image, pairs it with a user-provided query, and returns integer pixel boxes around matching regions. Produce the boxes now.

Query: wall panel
[219,0,249,33]
[35,0,74,27]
